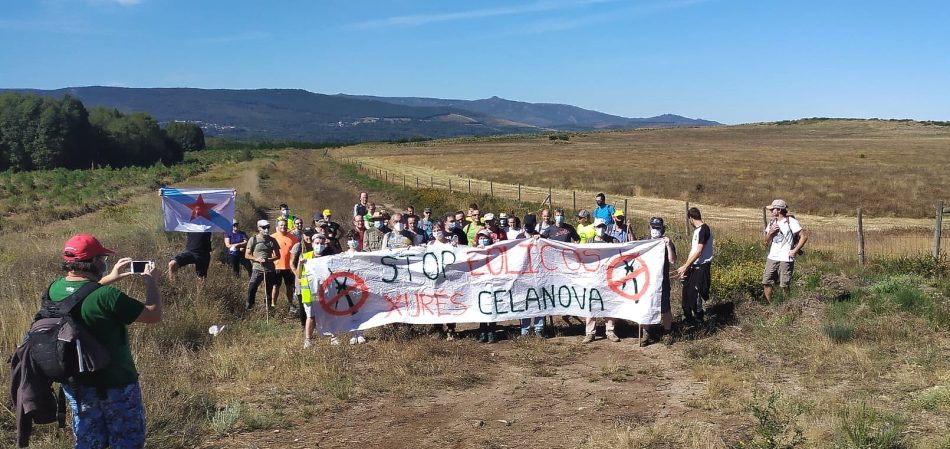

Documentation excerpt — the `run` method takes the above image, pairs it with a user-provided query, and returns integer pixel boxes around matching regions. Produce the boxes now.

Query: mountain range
[4,87,720,142]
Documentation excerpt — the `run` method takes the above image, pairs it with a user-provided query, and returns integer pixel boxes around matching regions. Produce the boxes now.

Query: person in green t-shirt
[55,233,162,449]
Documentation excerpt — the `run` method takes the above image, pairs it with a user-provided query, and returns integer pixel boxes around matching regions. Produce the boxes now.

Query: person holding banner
[506,216,526,240]
[351,215,367,251]
[675,207,713,325]
[363,212,387,251]
[445,212,468,246]
[245,219,280,311]
[583,219,620,343]
[643,217,677,346]
[475,232,498,343]
[576,209,596,243]
[481,213,506,243]
[538,208,552,234]
[167,231,212,281]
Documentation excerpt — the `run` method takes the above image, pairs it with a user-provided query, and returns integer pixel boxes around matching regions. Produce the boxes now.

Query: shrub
[712,259,763,301]
[835,404,905,449]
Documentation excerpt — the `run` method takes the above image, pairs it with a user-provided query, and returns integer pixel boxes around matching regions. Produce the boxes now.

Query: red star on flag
[185,194,217,221]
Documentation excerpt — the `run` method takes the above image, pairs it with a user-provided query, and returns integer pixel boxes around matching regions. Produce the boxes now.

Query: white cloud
[351,0,619,29]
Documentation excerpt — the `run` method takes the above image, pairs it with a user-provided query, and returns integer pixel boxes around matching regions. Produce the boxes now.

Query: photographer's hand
[100,257,134,285]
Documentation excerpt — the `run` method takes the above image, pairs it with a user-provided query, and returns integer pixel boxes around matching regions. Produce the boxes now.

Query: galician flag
[161,187,236,232]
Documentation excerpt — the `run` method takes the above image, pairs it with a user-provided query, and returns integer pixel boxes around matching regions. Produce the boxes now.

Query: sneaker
[487,332,496,344]
[349,336,358,345]
[445,331,456,342]
[356,335,367,344]
[303,338,312,349]
[478,332,488,343]
[606,331,621,342]
[581,334,595,344]
[639,336,656,347]
[330,336,340,346]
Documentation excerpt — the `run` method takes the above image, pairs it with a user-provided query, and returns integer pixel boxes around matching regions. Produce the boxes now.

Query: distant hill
[341,94,719,129]
[2,87,719,142]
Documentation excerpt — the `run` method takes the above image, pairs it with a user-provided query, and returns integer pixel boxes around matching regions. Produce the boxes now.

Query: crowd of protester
[213,191,806,349]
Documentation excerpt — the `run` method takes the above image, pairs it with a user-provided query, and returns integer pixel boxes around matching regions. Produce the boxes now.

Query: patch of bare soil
[207,329,747,449]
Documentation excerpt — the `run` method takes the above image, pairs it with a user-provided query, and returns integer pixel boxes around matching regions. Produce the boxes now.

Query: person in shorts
[763,199,808,302]
[56,234,162,449]
[167,231,212,281]
[271,217,299,311]
[643,217,677,346]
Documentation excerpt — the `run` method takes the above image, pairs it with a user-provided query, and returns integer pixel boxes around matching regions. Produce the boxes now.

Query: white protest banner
[160,187,236,232]
[305,238,666,333]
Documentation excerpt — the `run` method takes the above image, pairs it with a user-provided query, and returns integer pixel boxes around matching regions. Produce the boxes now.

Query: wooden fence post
[572,190,576,211]
[762,206,768,228]
[549,187,553,207]
[490,181,494,197]
[403,176,406,188]
[448,179,452,192]
[623,198,628,221]
[684,201,691,236]
[518,183,522,202]
[857,208,866,266]
[935,200,945,258]
[468,179,471,194]
[430,176,433,187]
[416,177,419,188]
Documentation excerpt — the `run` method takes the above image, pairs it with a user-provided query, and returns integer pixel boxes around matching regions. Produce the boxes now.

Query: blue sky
[1,0,948,124]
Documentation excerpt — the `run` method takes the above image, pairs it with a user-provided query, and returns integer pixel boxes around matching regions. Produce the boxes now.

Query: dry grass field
[330,119,950,259]
[2,149,949,449]
[333,119,950,218]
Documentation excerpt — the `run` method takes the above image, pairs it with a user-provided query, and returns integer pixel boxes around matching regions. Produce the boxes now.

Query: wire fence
[335,155,950,263]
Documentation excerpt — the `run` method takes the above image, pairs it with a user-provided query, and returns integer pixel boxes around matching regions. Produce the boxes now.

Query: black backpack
[10,282,112,447]
[29,282,112,382]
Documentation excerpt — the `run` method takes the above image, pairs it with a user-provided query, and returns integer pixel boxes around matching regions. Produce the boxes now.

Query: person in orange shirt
[271,217,299,313]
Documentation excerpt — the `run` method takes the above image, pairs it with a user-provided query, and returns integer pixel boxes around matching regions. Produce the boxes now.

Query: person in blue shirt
[224,220,251,277]
[592,192,616,227]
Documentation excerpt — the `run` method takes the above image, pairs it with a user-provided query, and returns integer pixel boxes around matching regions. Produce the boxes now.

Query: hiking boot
[445,331,456,341]
[487,332,497,344]
[356,335,367,344]
[303,338,312,349]
[478,332,488,343]
[581,333,595,344]
[606,331,621,342]
[639,336,656,347]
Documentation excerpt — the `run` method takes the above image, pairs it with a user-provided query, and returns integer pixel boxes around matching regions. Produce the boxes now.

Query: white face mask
[315,244,326,253]
[393,223,405,232]
[347,240,359,249]
[595,228,604,237]
[554,215,564,225]
[650,228,662,239]
[375,221,384,229]
[433,231,445,240]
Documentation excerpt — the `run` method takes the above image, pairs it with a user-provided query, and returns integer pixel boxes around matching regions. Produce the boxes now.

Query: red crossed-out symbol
[318,271,369,316]
[605,253,651,303]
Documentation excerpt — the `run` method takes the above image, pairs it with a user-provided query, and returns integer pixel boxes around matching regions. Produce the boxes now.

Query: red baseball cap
[63,234,115,261]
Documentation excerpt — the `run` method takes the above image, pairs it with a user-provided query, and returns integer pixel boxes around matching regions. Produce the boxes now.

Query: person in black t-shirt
[167,231,212,281]
[539,208,580,242]
[675,207,714,325]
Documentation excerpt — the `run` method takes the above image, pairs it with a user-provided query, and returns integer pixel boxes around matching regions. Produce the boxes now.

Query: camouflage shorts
[62,382,146,449]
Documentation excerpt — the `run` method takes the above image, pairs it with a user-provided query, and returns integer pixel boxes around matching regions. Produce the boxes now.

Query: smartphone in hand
[130,261,152,274]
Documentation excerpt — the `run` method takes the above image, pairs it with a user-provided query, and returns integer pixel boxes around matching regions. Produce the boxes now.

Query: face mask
[479,239,490,247]
[347,240,359,249]
[650,229,662,239]
[554,216,564,225]
[375,221,384,229]
[433,231,445,240]
[315,244,326,253]
[615,220,624,228]
[595,228,604,237]
[281,210,288,217]
[260,228,270,236]
[393,223,405,232]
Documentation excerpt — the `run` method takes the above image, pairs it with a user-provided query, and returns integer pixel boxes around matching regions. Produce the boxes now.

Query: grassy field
[332,119,950,218]
[1,148,949,448]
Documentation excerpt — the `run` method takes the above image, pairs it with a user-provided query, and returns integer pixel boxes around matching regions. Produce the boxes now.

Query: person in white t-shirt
[675,207,713,325]
[762,199,808,302]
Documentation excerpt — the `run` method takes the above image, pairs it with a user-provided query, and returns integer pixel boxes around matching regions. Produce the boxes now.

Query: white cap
[257,219,270,227]
[483,213,495,221]
[593,218,607,228]
[499,212,508,219]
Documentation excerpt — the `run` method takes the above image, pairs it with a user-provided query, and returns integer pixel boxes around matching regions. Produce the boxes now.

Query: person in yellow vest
[300,232,333,348]
[576,209,597,242]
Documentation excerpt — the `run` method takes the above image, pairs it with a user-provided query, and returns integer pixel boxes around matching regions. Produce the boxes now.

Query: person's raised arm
[135,262,162,324]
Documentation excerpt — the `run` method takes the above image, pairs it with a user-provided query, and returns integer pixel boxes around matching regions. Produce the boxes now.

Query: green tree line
[0,92,205,171]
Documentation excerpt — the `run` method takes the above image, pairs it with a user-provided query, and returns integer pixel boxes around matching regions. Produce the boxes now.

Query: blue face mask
[479,239,491,247]
[554,215,564,225]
